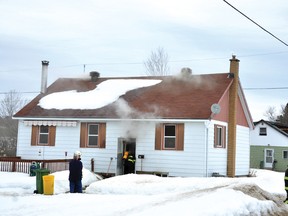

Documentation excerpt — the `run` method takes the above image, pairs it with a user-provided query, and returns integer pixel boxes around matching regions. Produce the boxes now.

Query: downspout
[227,55,240,177]
[205,120,210,177]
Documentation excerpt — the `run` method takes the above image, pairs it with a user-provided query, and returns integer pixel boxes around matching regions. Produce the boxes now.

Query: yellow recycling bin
[42,175,54,195]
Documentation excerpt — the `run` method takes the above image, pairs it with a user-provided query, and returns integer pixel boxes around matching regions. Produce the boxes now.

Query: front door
[264,148,274,169]
[116,138,136,175]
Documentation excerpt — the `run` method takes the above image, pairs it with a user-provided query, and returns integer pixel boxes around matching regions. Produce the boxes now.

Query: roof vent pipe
[90,71,100,82]
[180,67,192,77]
[41,60,49,94]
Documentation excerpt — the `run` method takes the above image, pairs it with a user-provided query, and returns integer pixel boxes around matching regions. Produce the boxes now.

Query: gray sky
[0,0,287,121]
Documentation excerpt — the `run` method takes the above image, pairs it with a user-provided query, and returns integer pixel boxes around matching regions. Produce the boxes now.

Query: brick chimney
[227,55,239,177]
[41,60,49,94]
[90,71,100,82]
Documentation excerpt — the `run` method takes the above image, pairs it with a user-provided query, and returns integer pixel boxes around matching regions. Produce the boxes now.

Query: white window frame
[88,124,99,147]
[38,125,49,145]
[214,125,226,148]
[259,127,267,136]
[283,150,288,159]
[163,124,176,149]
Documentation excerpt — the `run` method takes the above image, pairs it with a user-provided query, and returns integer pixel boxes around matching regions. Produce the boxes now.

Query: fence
[0,157,70,174]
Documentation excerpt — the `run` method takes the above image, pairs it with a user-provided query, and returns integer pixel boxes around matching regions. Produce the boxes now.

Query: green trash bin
[35,169,50,194]
[30,162,40,177]
[260,161,264,169]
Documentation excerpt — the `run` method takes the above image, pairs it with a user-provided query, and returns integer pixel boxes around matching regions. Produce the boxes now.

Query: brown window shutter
[31,126,39,146]
[99,123,106,148]
[176,124,184,151]
[49,126,56,146]
[214,125,217,148]
[155,123,162,150]
[80,123,87,148]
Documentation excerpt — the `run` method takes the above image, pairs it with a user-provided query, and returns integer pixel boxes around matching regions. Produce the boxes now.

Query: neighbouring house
[250,119,288,172]
[13,56,253,177]
[0,117,17,157]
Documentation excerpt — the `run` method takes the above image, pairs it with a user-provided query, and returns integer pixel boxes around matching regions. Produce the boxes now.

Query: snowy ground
[1,169,288,216]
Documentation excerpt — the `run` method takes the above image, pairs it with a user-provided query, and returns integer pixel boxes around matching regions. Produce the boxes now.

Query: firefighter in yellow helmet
[123,150,136,174]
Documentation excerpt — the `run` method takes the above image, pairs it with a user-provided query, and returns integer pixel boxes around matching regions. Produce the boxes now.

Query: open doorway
[116,138,136,175]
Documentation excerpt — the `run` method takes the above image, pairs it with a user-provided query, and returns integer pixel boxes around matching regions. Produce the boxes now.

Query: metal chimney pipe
[41,60,49,94]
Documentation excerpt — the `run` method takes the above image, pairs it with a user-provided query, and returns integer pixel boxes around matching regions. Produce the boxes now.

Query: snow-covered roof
[14,74,240,120]
[39,79,162,110]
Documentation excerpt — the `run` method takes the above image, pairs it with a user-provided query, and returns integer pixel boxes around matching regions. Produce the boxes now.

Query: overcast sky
[0,0,287,121]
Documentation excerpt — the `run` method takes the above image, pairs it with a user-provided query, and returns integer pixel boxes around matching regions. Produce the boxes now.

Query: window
[164,124,176,149]
[283,151,288,159]
[88,124,99,146]
[39,126,49,144]
[80,123,106,148]
[155,123,184,150]
[259,127,267,136]
[31,125,56,146]
[214,124,226,148]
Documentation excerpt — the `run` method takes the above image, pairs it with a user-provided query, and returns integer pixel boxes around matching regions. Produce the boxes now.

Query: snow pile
[1,169,288,216]
[52,168,102,194]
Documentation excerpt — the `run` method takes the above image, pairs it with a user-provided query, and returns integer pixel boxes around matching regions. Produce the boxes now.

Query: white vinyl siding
[235,125,250,176]
[17,121,80,159]
[16,119,251,177]
[207,121,227,176]
[251,122,288,147]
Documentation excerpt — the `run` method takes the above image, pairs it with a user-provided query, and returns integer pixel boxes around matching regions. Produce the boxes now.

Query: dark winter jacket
[69,159,83,182]
[285,169,288,190]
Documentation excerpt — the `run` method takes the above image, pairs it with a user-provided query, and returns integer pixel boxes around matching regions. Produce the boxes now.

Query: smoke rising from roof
[113,98,164,119]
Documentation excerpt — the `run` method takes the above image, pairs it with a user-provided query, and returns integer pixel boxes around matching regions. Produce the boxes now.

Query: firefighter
[123,151,129,160]
[123,151,136,174]
[285,168,288,204]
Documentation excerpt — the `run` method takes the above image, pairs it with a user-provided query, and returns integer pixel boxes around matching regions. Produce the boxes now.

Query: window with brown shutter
[80,122,106,148]
[31,125,56,146]
[214,124,226,148]
[155,123,184,151]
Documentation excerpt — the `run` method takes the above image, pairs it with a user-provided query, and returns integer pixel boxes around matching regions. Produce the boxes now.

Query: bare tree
[277,103,288,124]
[0,90,28,156]
[264,103,288,124]
[144,47,170,76]
[0,90,28,117]
[264,106,277,121]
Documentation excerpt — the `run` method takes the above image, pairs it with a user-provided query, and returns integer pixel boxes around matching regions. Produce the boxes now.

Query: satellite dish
[211,103,221,114]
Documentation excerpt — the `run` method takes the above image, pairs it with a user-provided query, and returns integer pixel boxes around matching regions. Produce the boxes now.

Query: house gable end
[213,82,252,128]
[254,120,288,138]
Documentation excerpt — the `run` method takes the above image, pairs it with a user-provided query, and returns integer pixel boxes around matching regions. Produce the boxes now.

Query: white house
[250,119,288,171]
[13,56,253,177]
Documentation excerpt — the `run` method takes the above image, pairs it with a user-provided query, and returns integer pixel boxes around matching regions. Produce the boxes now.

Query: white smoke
[113,98,162,139]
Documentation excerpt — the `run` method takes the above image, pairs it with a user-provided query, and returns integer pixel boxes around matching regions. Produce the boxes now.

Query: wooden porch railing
[0,157,70,174]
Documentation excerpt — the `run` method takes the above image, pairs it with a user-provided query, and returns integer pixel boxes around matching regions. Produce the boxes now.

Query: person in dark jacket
[69,151,83,193]
[124,153,136,174]
[285,168,288,203]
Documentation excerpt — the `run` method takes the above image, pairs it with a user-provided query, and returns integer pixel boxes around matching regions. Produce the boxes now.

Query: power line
[223,0,288,47]
[243,87,288,90]
[1,50,288,74]
[0,91,39,95]
[0,87,287,95]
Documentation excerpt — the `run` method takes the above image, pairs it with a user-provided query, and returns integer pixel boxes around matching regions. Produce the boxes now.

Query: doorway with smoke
[116,138,136,175]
